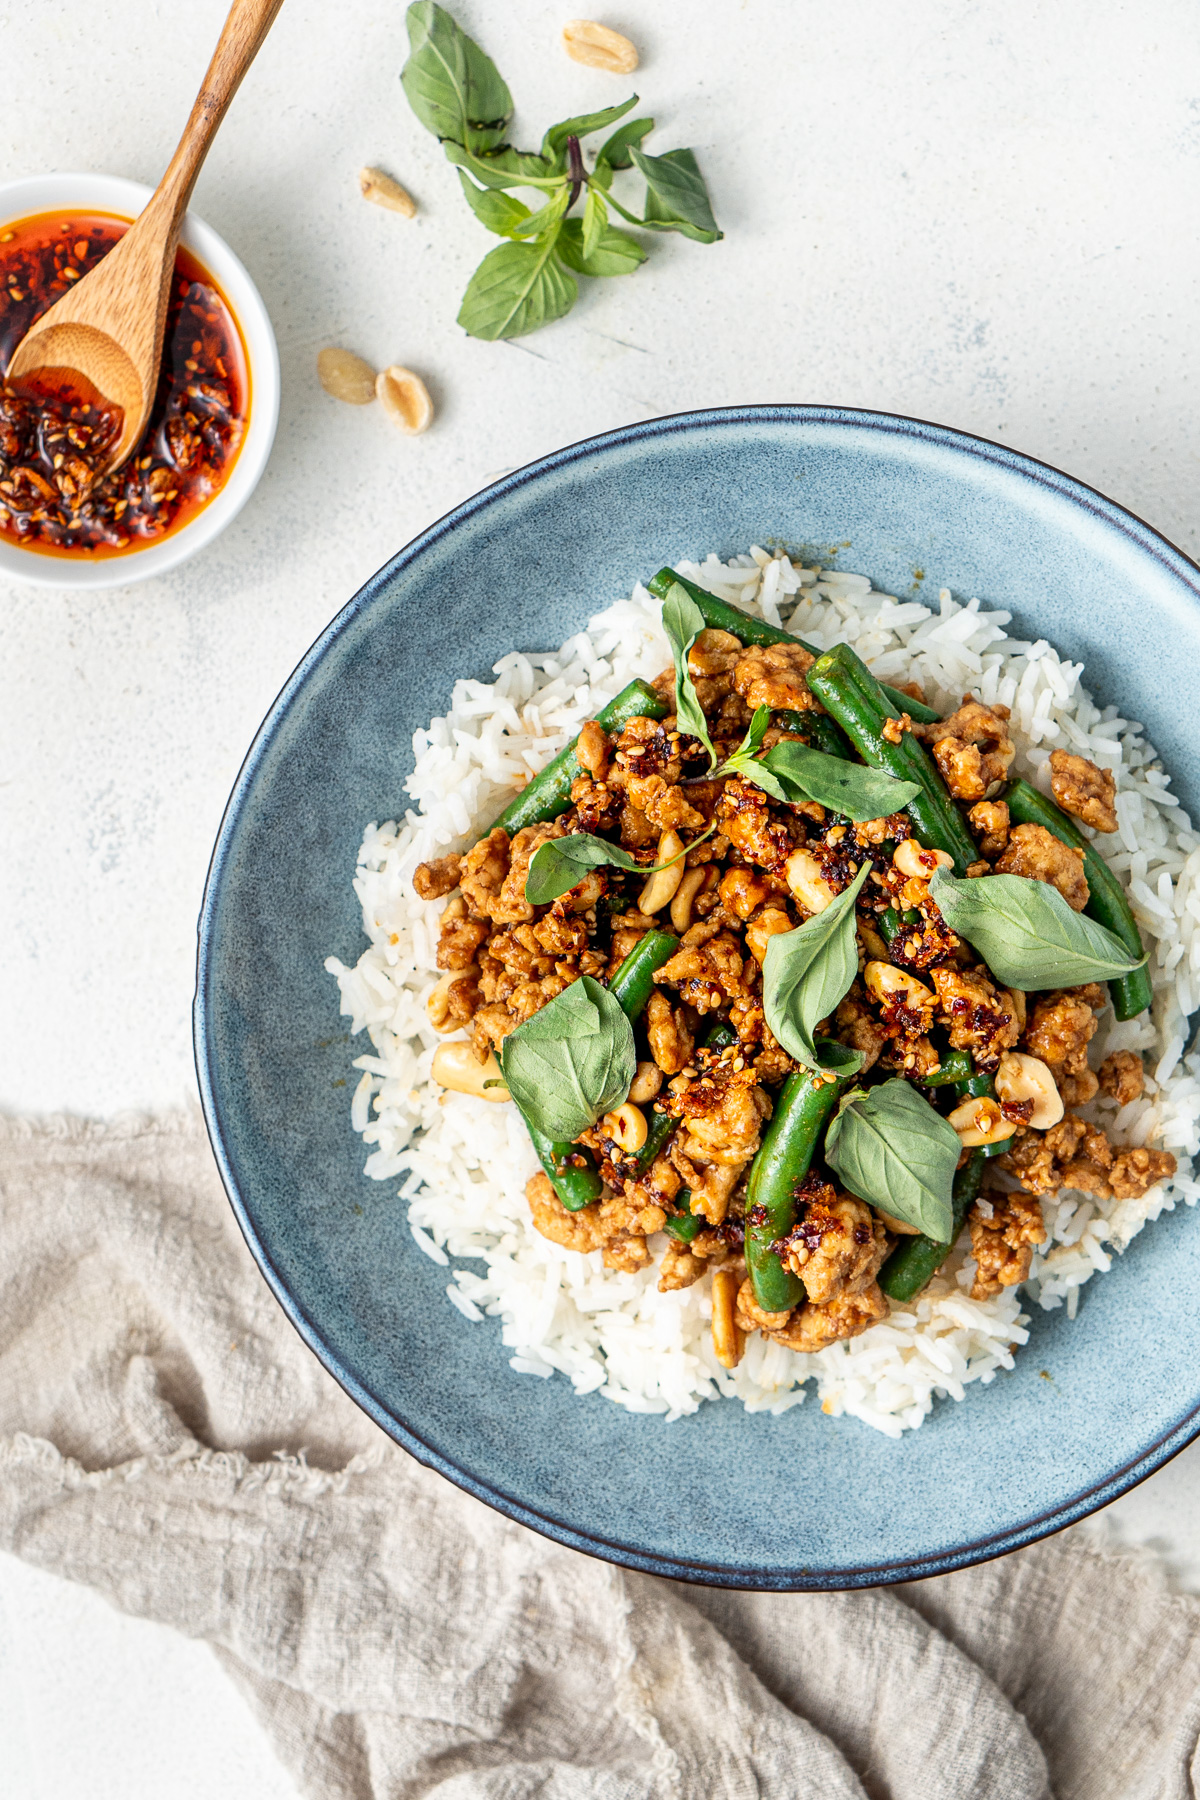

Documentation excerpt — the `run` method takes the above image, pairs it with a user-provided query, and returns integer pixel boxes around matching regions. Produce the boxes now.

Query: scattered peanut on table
[358,166,417,217]
[561,19,639,73]
[317,347,377,405]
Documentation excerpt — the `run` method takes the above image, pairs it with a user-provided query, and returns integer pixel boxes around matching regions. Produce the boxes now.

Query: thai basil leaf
[756,741,920,822]
[557,220,647,277]
[762,862,871,1072]
[660,582,716,766]
[825,1080,960,1241]
[402,2,512,152]
[457,171,530,235]
[582,187,607,259]
[457,233,578,340]
[498,975,635,1141]
[629,147,722,244]
[595,115,655,175]
[507,186,572,240]
[928,867,1146,991]
[443,141,556,189]
[525,827,707,905]
[542,96,638,158]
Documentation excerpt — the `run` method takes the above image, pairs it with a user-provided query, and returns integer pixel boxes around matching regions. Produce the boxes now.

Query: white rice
[325,548,1200,1437]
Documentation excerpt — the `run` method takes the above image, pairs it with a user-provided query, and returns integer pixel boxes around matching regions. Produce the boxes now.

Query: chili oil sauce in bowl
[0,172,279,590]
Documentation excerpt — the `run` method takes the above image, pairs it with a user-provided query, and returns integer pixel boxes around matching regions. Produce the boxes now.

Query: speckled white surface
[3,1,1200,1792]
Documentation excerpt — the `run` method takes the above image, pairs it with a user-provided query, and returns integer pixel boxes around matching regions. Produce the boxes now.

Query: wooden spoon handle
[155,0,287,226]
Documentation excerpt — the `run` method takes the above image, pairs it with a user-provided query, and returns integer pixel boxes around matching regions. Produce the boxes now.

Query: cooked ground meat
[930,965,1021,1071]
[1099,1050,1145,1107]
[928,698,1015,801]
[1049,749,1118,833]
[968,798,1010,860]
[994,823,1090,912]
[413,852,462,900]
[969,1193,1047,1298]
[731,640,818,711]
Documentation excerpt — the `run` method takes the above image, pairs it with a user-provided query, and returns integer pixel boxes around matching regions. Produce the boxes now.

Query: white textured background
[3,1,1200,1794]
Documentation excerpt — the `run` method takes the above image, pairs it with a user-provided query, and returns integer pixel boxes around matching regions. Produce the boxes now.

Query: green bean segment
[496,678,667,834]
[646,567,941,722]
[608,929,679,1020]
[528,1123,605,1212]
[920,1049,974,1087]
[744,1066,846,1313]
[1004,778,1152,1021]
[665,1198,703,1243]
[878,1150,986,1301]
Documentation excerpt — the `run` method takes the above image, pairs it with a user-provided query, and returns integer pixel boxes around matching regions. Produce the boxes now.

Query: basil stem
[496,677,667,833]
[646,567,942,724]
[878,1150,986,1302]
[743,1067,847,1313]
[1004,778,1152,1021]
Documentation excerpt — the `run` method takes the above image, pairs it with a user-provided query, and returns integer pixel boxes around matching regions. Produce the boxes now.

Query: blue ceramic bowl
[196,406,1200,1589]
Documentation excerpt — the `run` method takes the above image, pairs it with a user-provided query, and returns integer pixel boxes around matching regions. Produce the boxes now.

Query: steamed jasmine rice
[325,551,1200,1436]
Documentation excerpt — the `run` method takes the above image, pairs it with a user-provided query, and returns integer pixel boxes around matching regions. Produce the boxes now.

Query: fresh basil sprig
[825,1080,960,1241]
[928,867,1146,991]
[525,825,712,905]
[762,862,871,1074]
[401,4,721,341]
[497,976,635,1141]
[661,583,717,764]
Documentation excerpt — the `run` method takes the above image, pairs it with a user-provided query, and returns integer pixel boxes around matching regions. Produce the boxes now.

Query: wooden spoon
[5,0,285,475]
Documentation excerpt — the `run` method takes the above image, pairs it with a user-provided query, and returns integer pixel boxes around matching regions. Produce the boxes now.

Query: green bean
[878,1150,986,1301]
[528,1123,605,1212]
[743,1067,846,1313]
[774,707,856,761]
[1004,777,1152,1021]
[664,1196,703,1243]
[806,643,979,872]
[646,567,942,723]
[921,1048,974,1087]
[877,905,921,945]
[608,929,679,1020]
[633,1105,676,1174]
[702,1019,738,1051]
[496,678,667,834]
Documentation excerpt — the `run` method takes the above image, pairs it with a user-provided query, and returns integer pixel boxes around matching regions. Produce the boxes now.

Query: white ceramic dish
[0,171,279,590]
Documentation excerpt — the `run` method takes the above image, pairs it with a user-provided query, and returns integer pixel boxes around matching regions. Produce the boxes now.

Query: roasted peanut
[602,1102,648,1154]
[947,1093,1016,1147]
[628,1060,664,1104]
[893,839,954,880]
[318,346,377,405]
[996,1051,1064,1130]
[562,18,639,72]
[358,166,417,217]
[640,829,685,913]
[670,864,709,933]
[376,365,434,435]
[864,961,936,1023]
[785,847,838,915]
[710,1267,744,1370]
[431,1041,509,1102]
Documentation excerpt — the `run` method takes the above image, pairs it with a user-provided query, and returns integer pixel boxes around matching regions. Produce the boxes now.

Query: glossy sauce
[0,210,249,558]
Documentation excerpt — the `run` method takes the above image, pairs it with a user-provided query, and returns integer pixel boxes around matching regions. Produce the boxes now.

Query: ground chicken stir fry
[418,617,1175,1371]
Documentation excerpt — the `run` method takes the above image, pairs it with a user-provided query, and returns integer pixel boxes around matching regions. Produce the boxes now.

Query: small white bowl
[0,171,280,590]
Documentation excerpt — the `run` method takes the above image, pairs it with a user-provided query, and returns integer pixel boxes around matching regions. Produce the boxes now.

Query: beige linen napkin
[2,1112,1198,1800]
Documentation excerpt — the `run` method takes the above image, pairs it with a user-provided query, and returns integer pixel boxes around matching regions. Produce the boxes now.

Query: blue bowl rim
[194,401,1200,1591]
